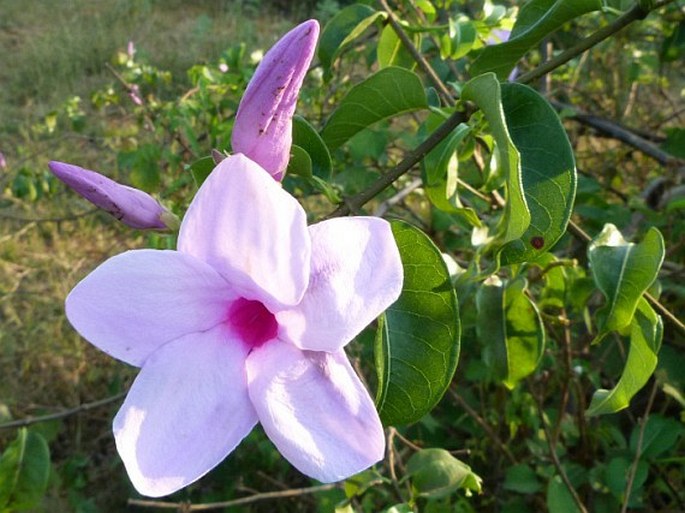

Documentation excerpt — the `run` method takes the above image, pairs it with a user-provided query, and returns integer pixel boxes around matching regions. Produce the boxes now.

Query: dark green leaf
[546,475,582,513]
[186,155,215,188]
[630,414,685,459]
[499,83,577,265]
[292,116,332,180]
[476,276,545,389]
[587,299,663,416]
[461,73,530,246]
[406,449,482,499]
[470,0,603,79]
[0,429,50,511]
[321,67,428,151]
[375,221,460,426]
[588,224,665,335]
[504,464,542,494]
[318,4,385,73]
[285,145,313,179]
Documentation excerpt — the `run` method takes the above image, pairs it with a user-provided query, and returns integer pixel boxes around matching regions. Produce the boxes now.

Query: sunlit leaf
[462,73,530,246]
[321,67,428,151]
[377,24,418,69]
[0,429,50,511]
[476,276,545,389]
[499,83,577,265]
[588,224,665,335]
[375,221,460,426]
[318,4,385,73]
[587,299,663,416]
[470,0,603,79]
[406,449,482,499]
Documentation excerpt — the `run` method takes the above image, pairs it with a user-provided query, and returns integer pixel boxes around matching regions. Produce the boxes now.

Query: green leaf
[377,24,418,69]
[461,73,530,246]
[406,449,483,499]
[285,145,312,179]
[449,16,477,60]
[321,67,428,151]
[318,4,385,73]
[476,276,545,389]
[375,221,460,426]
[186,155,215,187]
[499,83,577,265]
[292,115,332,180]
[0,429,50,511]
[504,464,542,494]
[546,475,582,513]
[587,298,663,416]
[588,224,665,335]
[470,0,603,79]
[629,414,685,459]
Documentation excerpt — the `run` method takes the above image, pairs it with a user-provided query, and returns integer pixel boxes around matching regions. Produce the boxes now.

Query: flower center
[228,298,278,349]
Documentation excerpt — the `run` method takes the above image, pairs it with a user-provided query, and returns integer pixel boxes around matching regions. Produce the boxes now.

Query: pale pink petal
[66,249,235,367]
[277,217,403,352]
[178,154,310,309]
[114,324,257,497]
[246,340,385,482]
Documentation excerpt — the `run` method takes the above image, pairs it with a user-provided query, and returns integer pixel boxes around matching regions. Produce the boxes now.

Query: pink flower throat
[228,298,278,348]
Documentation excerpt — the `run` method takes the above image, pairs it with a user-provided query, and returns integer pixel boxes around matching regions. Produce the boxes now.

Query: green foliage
[405,449,482,499]
[0,429,51,512]
[375,221,460,426]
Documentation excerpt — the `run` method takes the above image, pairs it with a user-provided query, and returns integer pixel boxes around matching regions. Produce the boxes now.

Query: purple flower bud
[231,19,319,181]
[127,41,136,59]
[128,84,144,106]
[0,152,6,170]
[48,161,178,230]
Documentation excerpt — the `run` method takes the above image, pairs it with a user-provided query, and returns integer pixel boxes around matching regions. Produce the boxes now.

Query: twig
[127,483,340,510]
[0,393,126,430]
[448,387,518,465]
[621,380,658,513]
[518,1,675,85]
[378,0,455,106]
[373,177,422,216]
[325,109,466,218]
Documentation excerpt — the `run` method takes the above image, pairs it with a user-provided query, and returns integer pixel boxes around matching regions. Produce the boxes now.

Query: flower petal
[246,340,385,483]
[114,324,257,497]
[66,249,234,366]
[277,217,403,352]
[178,154,310,308]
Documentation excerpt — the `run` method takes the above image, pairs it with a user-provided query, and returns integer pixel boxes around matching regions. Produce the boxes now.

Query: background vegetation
[1,0,683,512]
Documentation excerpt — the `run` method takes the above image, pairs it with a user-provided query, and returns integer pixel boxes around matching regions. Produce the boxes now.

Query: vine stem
[127,484,339,510]
[324,109,465,218]
[620,380,658,513]
[518,0,676,85]
[0,393,126,430]
[378,0,455,106]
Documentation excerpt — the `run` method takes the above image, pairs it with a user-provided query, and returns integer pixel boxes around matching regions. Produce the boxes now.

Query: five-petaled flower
[66,154,404,497]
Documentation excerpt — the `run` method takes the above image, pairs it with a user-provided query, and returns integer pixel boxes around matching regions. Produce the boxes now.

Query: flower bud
[231,19,319,181]
[48,161,177,230]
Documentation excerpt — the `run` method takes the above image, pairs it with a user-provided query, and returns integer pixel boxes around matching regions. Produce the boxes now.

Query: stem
[378,0,455,106]
[620,380,658,513]
[128,484,340,510]
[0,393,126,430]
[325,109,465,218]
[518,1,674,85]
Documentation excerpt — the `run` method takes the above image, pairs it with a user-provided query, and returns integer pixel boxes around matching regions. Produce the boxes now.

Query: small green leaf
[384,505,413,513]
[546,475,582,513]
[504,464,542,494]
[587,299,663,416]
[406,449,482,499]
[588,224,665,335]
[321,67,428,151]
[461,73,530,246]
[375,221,460,426]
[629,414,685,459]
[285,145,312,179]
[470,0,603,79]
[499,83,577,264]
[377,24,419,69]
[292,115,332,180]
[318,4,385,73]
[449,16,476,59]
[0,429,51,511]
[476,276,545,389]
[186,155,215,188]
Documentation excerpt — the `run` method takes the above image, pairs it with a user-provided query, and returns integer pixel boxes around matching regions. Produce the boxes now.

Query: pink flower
[49,161,176,230]
[231,20,319,181]
[0,152,6,170]
[128,84,144,106]
[65,154,403,497]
